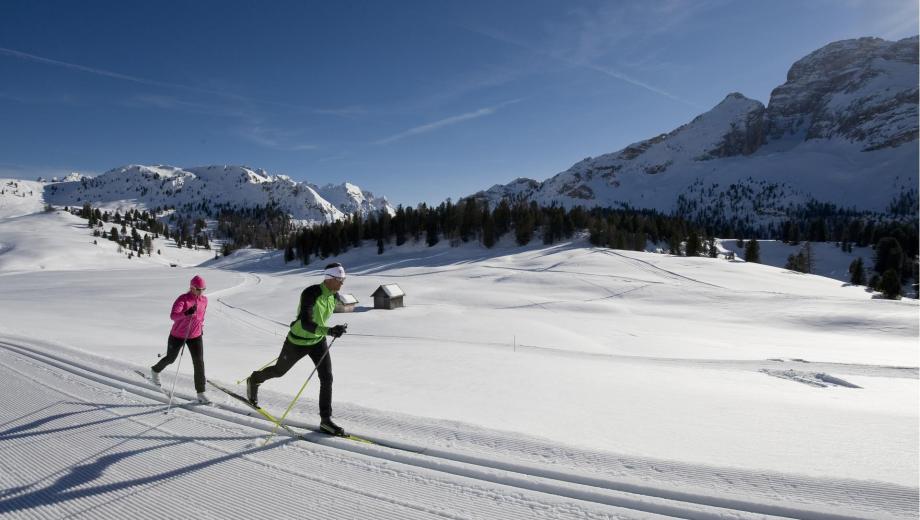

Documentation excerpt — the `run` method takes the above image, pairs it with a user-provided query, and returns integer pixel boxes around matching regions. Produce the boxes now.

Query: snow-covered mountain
[43,164,394,225]
[470,36,919,221]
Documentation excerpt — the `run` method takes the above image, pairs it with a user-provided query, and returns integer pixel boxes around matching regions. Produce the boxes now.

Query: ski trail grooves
[595,249,728,289]
[1,338,915,520]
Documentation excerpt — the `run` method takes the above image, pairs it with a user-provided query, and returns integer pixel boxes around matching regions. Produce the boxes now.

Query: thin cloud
[462,2,715,109]
[0,46,361,116]
[374,99,522,145]
[238,125,319,152]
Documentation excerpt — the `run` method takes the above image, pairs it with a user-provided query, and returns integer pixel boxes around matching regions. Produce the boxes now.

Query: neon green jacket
[287,283,335,346]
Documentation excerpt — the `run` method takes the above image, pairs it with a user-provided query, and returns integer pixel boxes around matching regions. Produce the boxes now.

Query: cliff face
[765,36,918,151]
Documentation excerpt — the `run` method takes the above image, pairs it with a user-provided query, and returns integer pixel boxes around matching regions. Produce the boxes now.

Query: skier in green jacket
[247,263,348,435]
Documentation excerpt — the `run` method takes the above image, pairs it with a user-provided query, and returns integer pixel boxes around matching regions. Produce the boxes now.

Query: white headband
[324,265,346,279]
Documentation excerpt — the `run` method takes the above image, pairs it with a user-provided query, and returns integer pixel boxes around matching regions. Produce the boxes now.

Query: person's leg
[306,339,333,419]
[250,341,309,385]
[186,336,205,393]
[152,336,184,373]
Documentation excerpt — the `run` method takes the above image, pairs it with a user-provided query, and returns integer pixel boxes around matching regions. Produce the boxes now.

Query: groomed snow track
[0,339,916,520]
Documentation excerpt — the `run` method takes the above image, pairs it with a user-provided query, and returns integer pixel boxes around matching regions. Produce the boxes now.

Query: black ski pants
[250,338,333,419]
[152,335,206,393]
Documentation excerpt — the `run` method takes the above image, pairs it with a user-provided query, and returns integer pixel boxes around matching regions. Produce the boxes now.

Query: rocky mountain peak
[466,36,918,219]
[765,36,918,149]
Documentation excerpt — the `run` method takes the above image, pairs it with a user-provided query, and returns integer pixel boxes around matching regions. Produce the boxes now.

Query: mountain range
[36,36,919,227]
[470,36,919,223]
[43,164,394,224]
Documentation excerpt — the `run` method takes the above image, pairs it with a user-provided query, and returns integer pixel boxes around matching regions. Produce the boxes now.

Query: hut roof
[371,283,404,298]
[336,293,358,305]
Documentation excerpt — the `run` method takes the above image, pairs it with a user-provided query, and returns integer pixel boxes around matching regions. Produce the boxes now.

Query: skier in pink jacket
[150,275,210,403]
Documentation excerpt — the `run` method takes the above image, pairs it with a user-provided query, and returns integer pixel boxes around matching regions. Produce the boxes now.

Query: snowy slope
[1,185,917,518]
[4,339,916,520]
[42,164,395,225]
[471,36,919,218]
[0,179,45,218]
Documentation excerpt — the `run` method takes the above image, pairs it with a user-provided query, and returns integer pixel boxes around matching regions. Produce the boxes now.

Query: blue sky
[1,0,917,206]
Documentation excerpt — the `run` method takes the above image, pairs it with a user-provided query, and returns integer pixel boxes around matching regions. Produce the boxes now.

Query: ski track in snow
[0,339,916,520]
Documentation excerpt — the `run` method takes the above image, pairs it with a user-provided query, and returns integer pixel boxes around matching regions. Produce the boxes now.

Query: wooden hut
[334,293,358,313]
[371,283,405,310]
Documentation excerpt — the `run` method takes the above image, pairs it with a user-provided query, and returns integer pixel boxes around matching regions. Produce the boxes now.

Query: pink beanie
[190,275,206,289]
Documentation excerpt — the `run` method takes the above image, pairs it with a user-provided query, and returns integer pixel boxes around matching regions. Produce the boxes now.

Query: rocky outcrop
[764,36,918,150]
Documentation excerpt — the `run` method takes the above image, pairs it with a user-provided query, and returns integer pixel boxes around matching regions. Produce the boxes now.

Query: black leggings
[250,339,333,418]
[152,335,205,393]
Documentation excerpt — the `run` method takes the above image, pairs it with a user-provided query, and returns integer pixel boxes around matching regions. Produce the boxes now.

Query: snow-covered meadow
[0,199,917,519]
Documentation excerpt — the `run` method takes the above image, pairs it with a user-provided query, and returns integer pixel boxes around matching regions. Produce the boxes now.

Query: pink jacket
[170,292,208,339]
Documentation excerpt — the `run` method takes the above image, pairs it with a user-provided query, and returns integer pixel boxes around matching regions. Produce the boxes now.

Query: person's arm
[169,295,190,321]
[298,286,328,336]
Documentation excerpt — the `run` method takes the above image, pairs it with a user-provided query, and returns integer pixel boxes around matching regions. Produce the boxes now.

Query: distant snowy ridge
[43,164,394,225]
[470,36,919,220]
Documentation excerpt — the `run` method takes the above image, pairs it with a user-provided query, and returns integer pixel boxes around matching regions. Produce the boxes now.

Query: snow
[42,164,395,225]
[0,179,45,218]
[0,197,917,518]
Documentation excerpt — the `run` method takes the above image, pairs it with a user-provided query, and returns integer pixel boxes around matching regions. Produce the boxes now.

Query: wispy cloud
[374,99,522,145]
[237,124,318,152]
[463,1,725,109]
[871,0,920,39]
[0,46,362,117]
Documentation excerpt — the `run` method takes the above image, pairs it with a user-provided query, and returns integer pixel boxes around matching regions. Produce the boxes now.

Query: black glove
[184,304,197,316]
[328,324,347,338]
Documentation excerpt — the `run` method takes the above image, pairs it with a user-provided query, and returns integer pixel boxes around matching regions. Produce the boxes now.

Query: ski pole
[263,334,340,445]
[236,356,278,384]
[165,306,196,414]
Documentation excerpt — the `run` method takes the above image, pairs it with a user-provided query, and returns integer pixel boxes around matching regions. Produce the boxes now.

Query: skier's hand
[184,304,197,316]
[328,324,347,338]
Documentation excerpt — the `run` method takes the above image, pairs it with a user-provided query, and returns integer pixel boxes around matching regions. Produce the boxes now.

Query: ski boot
[320,417,345,436]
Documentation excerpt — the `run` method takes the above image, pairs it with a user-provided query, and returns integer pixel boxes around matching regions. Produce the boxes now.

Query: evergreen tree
[425,212,439,247]
[874,237,904,277]
[707,237,718,258]
[848,257,866,285]
[513,200,534,246]
[494,199,512,238]
[785,252,807,273]
[669,232,682,255]
[880,268,901,299]
[744,238,761,263]
[482,206,496,248]
[801,242,815,274]
[685,231,701,257]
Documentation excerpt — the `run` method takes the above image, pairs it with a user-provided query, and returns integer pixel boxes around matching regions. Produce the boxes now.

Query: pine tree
[685,231,701,257]
[874,237,904,278]
[848,257,866,285]
[880,268,901,299]
[744,238,760,263]
[482,207,496,248]
[669,232,682,255]
[785,252,806,273]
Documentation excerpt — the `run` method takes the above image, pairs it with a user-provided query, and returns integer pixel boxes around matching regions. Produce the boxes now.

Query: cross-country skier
[150,275,211,404]
[247,263,348,435]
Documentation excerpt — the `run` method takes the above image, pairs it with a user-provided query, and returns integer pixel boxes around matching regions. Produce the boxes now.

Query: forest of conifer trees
[68,195,918,299]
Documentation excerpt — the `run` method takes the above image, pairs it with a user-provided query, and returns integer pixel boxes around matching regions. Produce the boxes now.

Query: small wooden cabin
[371,284,405,310]
[334,293,358,313]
